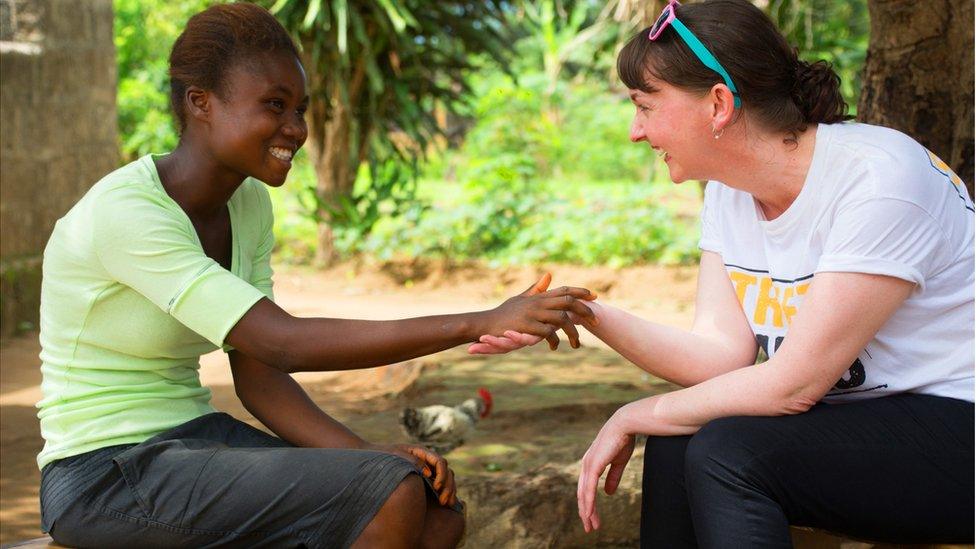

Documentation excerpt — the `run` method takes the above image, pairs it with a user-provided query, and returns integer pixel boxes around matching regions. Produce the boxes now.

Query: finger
[408,446,439,473]
[519,320,558,341]
[536,296,598,328]
[479,334,523,351]
[537,310,581,348]
[567,300,598,326]
[404,447,430,471]
[520,272,552,297]
[471,343,513,354]
[577,467,594,533]
[563,321,582,349]
[582,464,603,533]
[440,467,456,506]
[413,448,445,490]
[537,294,593,313]
[577,466,586,529]
[467,342,503,354]
[604,461,626,495]
[542,285,597,300]
[545,331,560,350]
[503,330,544,346]
[433,456,448,492]
[443,467,457,506]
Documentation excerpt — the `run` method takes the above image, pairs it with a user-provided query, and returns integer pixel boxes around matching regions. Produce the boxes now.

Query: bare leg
[351,475,427,549]
[420,494,466,549]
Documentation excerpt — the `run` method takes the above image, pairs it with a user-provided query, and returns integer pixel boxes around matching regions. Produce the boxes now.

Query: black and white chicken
[399,388,493,454]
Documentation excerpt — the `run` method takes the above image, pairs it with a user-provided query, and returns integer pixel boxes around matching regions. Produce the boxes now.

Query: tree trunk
[858,0,974,199]
[307,88,354,266]
[302,53,368,267]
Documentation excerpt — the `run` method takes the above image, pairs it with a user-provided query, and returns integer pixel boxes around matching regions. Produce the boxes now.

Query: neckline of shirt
[141,153,241,274]
[756,123,833,236]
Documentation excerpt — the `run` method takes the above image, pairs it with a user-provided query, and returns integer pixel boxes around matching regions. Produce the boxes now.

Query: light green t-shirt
[36,154,275,470]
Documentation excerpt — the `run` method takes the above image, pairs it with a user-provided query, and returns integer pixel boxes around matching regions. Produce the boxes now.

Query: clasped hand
[471,273,598,353]
[367,443,457,507]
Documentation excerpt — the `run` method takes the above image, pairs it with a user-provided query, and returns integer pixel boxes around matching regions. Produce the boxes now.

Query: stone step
[0,537,65,549]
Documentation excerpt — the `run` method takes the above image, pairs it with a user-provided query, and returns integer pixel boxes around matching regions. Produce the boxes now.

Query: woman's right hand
[477,273,597,350]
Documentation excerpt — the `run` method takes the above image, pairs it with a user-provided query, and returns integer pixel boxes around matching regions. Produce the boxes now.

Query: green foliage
[297,155,429,246]
[456,71,654,184]
[112,0,870,269]
[114,0,214,161]
[268,0,518,248]
[764,0,869,110]
[346,153,700,267]
[269,150,699,268]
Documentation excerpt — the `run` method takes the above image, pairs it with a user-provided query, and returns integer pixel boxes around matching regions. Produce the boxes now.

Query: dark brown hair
[168,2,300,131]
[618,0,851,142]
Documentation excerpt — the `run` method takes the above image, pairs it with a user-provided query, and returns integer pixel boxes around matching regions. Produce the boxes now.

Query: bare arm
[229,349,366,448]
[472,252,758,387]
[616,271,914,432]
[584,252,757,386]
[576,271,914,531]
[226,276,596,373]
[229,350,462,505]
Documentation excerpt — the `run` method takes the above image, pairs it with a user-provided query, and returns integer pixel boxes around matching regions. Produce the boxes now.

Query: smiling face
[205,52,309,187]
[627,75,716,184]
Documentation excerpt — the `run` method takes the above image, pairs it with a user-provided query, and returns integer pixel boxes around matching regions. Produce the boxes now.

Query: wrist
[461,310,495,341]
[613,399,649,435]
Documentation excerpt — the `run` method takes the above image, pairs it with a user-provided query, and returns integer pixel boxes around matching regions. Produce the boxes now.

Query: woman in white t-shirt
[471,0,974,545]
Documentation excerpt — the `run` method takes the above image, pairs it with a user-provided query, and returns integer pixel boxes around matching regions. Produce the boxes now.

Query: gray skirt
[41,412,442,548]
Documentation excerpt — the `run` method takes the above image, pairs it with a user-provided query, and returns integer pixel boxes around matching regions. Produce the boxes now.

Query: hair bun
[790,59,849,124]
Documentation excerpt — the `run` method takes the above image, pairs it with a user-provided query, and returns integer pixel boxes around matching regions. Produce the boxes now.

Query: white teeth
[270,147,293,161]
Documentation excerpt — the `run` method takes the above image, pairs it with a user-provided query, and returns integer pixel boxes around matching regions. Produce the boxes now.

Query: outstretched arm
[226,274,596,373]
[471,252,758,387]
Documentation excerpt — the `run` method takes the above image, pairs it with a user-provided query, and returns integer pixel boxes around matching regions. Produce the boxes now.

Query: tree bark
[301,52,369,267]
[858,0,974,199]
[310,88,353,266]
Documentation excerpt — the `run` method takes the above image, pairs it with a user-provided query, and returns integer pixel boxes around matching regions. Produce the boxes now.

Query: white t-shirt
[699,122,974,403]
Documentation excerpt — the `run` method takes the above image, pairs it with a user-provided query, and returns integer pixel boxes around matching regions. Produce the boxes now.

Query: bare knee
[352,474,427,549]
[421,500,465,549]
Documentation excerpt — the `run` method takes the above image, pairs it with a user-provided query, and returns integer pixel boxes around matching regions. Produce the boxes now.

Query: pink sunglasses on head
[647,0,741,108]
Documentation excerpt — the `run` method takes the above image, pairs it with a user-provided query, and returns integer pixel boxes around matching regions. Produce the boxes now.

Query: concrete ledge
[0,537,65,549]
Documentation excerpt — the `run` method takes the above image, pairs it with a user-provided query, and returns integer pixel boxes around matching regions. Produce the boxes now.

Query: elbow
[778,392,818,415]
[269,341,303,373]
[776,380,825,415]
[760,359,826,416]
[254,323,304,374]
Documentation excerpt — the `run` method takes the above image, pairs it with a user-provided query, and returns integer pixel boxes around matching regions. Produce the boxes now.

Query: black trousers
[640,393,974,548]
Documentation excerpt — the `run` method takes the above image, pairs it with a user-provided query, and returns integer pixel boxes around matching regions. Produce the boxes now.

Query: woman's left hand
[368,443,457,507]
[577,410,636,533]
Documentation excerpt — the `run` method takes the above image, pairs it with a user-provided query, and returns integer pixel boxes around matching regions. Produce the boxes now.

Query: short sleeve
[817,197,948,290]
[92,185,266,347]
[698,181,723,253]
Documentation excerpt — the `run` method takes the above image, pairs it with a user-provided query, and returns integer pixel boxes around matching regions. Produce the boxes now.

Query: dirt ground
[0,260,699,546]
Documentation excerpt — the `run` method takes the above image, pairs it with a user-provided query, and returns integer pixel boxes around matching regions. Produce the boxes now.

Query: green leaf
[335,0,348,54]
[301,0,322,30]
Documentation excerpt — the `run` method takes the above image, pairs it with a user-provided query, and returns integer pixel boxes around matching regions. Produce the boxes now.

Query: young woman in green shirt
[37,3,595,547]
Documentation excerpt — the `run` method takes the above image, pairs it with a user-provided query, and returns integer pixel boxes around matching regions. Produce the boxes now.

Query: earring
[712,126,724,139]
